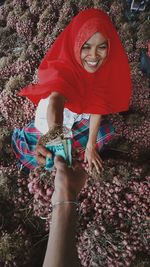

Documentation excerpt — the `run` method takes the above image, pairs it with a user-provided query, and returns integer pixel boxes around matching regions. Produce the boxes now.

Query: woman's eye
[98,46,107,50]
[82,46,90,50]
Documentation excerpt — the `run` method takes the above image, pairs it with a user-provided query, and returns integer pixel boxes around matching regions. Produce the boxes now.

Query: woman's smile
[85,59,100,68]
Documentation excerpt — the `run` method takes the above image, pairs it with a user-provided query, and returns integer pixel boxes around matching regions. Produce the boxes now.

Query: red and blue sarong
[12,119,115,170]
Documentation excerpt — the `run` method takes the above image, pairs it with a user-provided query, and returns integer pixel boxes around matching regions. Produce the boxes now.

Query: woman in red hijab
[12,8,132,173]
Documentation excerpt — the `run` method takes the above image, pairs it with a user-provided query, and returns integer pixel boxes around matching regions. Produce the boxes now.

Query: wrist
[52,201,78,211]
[52,203,77,220]
[86,142,96,150]
[38,125,64,145]
[48,123,62,129]
[52,190,77,204]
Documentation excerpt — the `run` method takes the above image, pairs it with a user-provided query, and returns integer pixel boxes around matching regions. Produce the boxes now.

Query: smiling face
[80,32,108,73]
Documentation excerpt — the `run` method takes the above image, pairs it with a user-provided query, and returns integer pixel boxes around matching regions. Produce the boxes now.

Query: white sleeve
[35,96,50,134]
[35,97,87,134]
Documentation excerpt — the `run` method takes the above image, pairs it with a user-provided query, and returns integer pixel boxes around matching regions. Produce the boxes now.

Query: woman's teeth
[86,61,99,67]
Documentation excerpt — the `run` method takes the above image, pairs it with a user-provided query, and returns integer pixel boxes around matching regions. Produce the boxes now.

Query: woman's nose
[89,48,98,58]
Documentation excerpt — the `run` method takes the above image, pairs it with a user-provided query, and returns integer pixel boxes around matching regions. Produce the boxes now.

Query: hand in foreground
[84,146,103,174]
[35,143,52,165]
[52,156,87,205]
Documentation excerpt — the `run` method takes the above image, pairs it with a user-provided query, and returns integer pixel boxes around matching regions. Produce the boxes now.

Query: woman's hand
[35,124,63,166]
[35,143,52,166]
[84,145,103,174]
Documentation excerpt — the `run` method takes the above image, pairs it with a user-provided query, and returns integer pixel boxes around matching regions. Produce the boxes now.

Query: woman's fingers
[37,155,46,165]
[85,156,93,173]
[90,157,103,173]
[84,148,104,174]
[84,154,87,163]
[93,159,103,173]
[93,161,100,173]
[96,157,103,168]
[36,144,52,166]
[36,144,52,158]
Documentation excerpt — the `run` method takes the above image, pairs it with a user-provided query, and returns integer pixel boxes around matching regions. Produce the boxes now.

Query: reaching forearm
[43,204,79,267]
[47,92,66,128]
[87,114,102,147]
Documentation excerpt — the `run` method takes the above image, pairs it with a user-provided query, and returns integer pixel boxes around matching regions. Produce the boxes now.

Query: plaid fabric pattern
[12,122,41,170]
[12,119,115,170]
[72,118,115,154]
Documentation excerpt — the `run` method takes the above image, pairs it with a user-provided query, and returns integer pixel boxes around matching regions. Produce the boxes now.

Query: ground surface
[0,1,150,267]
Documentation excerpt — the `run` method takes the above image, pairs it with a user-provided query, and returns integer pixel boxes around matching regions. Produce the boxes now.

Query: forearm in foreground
[43,204,80,267]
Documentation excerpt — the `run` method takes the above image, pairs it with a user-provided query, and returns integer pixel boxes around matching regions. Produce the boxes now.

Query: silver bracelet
[52,201,78,210]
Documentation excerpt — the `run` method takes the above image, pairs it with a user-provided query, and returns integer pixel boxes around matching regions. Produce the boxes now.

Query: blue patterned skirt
[12,119,115,170]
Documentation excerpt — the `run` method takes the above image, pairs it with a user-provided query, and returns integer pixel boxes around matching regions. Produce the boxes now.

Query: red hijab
[19,8,132,114]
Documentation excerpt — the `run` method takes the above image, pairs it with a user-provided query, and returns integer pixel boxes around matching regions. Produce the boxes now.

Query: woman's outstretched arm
[47,92,66,128]
[36,92,66,165]
[87,114,102,146]
[84,114,103,173]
